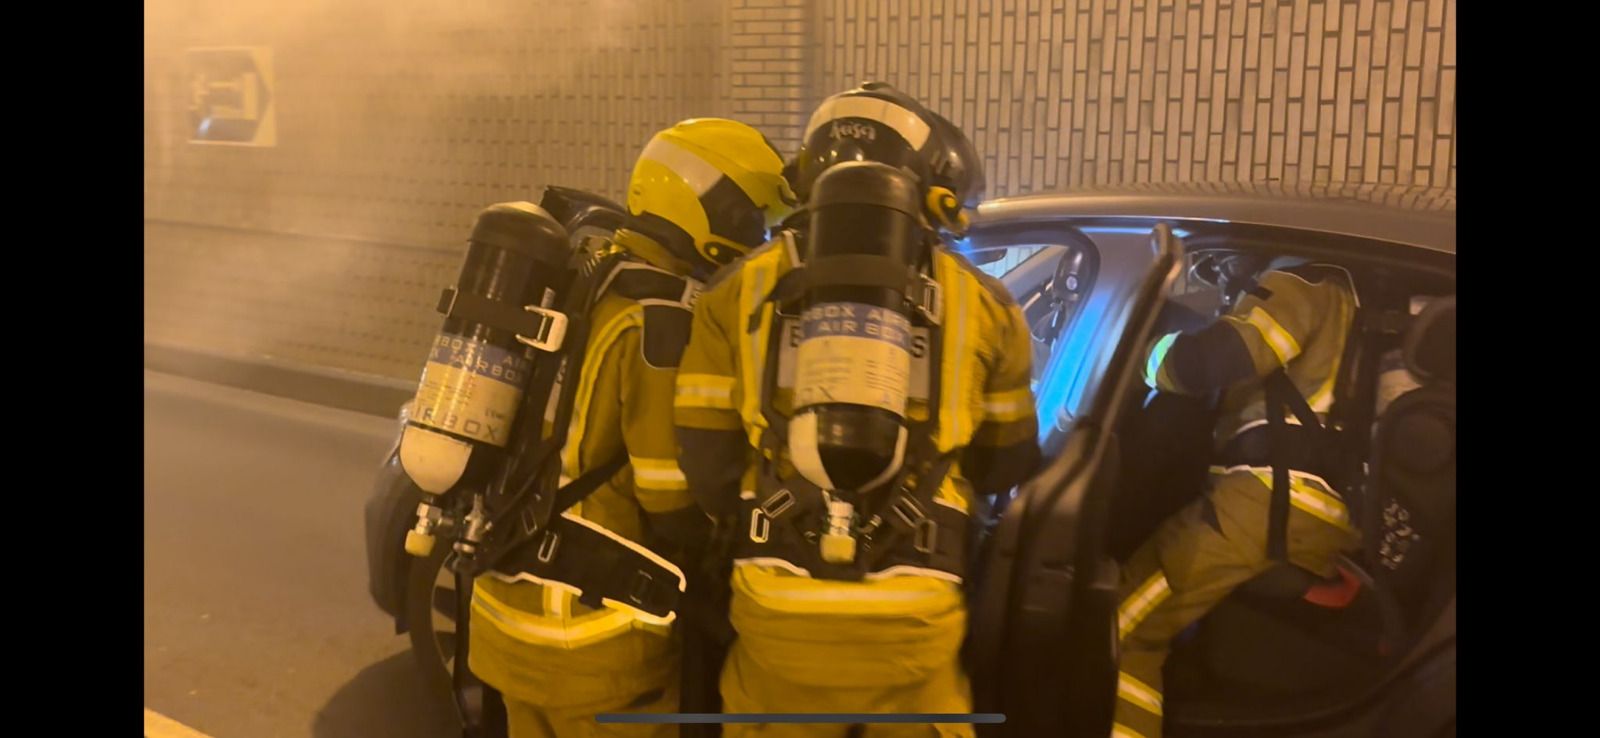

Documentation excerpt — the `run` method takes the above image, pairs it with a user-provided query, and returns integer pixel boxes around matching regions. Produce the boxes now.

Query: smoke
[144,0,723,380]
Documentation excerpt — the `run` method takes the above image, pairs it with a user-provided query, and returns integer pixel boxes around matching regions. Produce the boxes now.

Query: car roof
[972,181,1456,256]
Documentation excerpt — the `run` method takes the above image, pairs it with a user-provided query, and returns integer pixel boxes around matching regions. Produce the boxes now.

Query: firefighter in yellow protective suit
[468,118,794,738]
[1112,253,1364,738]
[673,84,1042,738]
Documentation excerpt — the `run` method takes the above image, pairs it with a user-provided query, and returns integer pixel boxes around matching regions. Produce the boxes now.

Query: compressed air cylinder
[400,203,570,503]
[787,161,927,511]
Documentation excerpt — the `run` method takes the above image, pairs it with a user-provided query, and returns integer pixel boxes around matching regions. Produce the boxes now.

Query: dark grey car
[963,181,1454,738]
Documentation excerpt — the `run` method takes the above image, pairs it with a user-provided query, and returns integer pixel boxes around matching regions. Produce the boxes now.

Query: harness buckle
[627,570,654,606]
[913,518,938,555]
[760,488,796,518]
[749,508,772,544]
[514,306,569,352]
[890,495,928,529]
[536,529,560,563]
[911,276,943,325]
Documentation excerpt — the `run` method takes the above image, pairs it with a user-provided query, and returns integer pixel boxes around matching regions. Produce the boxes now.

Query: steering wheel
[1031,248,1088,347]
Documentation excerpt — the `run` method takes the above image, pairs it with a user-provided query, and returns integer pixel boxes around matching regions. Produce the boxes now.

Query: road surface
[144,370,457,738]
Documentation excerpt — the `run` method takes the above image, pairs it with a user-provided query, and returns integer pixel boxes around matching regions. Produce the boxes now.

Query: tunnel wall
[145,0,734,380]
[145,0,1455,385]
[811,0,1455,197]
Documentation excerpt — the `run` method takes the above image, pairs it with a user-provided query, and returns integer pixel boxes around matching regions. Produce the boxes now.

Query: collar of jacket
[610,228,695,277]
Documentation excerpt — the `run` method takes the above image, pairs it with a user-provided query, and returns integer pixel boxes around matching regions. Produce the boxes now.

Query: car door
[967,223,1184,737]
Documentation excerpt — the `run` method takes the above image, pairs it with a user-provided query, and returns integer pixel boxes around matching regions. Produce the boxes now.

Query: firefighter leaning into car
[1112,253,1364,738]
[672,83,1042,738]
[467,118,794,738]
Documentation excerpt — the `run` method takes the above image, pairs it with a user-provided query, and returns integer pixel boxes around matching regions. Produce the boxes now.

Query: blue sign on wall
[187,47,275,146]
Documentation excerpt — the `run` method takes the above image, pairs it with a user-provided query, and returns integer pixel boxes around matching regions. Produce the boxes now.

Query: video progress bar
[597,714,1006,724]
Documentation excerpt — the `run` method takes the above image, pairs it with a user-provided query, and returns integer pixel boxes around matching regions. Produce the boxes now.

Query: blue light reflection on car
[996,223,1172,448]
[949,235,983,264]
[1031,288,1104,440]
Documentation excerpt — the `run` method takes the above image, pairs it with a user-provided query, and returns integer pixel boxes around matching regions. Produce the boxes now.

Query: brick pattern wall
[145,0,1455,381]
[813,0,1456,198]
[145,0,730,378]
[727,0,813,157]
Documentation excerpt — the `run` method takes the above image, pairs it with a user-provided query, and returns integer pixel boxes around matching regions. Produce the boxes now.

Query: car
[960,181,1455,738]
[366,181,1456,738]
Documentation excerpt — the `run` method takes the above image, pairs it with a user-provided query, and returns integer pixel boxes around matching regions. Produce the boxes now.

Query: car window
[1024,227,1169,450]
[965,225,1104,445]
[1171,252,1220,299]
[977,243,1096,390]
[1161,253,1222,319]
[970,223,1189,448]
[977,246,1047,279]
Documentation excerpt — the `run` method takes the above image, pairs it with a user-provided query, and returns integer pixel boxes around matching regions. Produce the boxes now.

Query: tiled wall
[145,0,733,378]
[729,0,813,156]
[812,0,1455,198]
[145,0,1455,381]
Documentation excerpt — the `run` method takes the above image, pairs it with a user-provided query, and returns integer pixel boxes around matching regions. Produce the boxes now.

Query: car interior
[977,228,1456,736]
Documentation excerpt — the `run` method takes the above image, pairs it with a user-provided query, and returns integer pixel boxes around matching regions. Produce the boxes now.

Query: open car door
[969,223,1184,737]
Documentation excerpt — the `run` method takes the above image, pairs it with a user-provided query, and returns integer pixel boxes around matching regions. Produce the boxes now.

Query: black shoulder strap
[1263,368,1325,562]
[498,249,623,468]
[1274,370,1324,431]
[1263,371,1293,562]
[468,258,688,600]
[749,268,806,333]
[473,252,629,563]
[477,255,702,573]
[608,262,699,369]
[859,306,950,571]
[755,298,791,457]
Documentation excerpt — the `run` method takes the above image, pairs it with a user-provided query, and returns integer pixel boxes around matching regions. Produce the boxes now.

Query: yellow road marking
[145,708,213,738]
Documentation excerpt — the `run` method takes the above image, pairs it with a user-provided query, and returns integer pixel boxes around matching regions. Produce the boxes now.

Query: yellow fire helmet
[627,118,796,277]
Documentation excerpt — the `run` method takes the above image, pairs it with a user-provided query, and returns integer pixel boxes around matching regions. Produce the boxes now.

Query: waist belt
[736,447,968,582]
[489,508,684,621]
[1217,424,1343,486]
